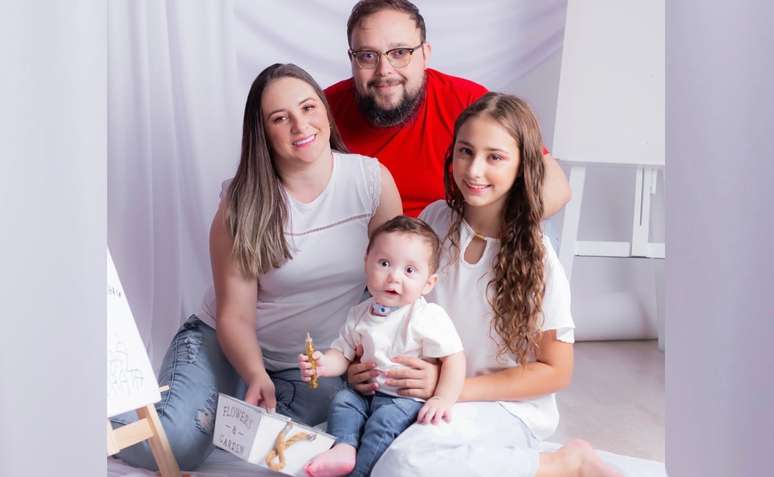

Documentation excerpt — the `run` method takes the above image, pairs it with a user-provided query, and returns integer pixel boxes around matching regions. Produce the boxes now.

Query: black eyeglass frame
[347,43,425,69]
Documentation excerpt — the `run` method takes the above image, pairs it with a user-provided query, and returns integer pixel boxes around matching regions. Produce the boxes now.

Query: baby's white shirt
[331,296,464,399]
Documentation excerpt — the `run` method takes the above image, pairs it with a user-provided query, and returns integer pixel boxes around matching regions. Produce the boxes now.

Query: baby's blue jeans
[326,387,423,477]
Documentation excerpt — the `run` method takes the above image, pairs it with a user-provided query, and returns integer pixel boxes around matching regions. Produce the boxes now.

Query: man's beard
[356,77,426,128]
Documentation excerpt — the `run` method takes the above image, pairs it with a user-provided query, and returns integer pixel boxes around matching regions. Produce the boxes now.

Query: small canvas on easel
[106,250,180,476]
[214,393,336,476]
[107,250,161,418]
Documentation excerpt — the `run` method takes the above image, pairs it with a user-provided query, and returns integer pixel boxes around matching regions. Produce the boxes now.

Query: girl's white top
[420,200,575,440]
[199,152,381,371]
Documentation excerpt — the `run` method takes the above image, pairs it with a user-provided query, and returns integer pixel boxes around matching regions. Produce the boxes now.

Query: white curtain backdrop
[108,0,567,368]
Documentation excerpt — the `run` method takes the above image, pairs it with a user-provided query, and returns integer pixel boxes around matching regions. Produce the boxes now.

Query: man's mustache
[368,78,404,88]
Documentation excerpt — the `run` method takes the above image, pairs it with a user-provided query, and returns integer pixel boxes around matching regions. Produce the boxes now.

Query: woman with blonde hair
[112,63,401,471]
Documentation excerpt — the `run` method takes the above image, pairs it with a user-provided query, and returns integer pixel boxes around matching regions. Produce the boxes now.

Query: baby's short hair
[366,215,441,273]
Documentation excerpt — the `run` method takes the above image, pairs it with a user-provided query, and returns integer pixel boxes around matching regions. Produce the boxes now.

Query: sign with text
[214,393,335,476]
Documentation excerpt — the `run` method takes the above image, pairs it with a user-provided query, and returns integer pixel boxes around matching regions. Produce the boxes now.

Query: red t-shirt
[325,68,488,217]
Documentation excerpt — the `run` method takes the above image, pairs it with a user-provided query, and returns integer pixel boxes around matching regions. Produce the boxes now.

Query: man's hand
[385,355,440,400]
[346,344,379,395]
[417,395,454,425]
[244,371,276,413]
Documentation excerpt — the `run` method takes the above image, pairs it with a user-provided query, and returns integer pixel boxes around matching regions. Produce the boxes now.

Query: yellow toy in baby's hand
[305,332,319,389]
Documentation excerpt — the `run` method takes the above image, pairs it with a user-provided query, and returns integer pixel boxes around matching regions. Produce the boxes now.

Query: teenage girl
[370,92,621,477]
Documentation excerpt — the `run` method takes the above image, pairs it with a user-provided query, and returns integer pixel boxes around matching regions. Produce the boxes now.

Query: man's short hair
[366,215,441,274]
[347,0,427,47]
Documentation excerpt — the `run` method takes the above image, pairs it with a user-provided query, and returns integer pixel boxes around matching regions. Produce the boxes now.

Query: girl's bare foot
[304,443,356,477]
[564,439,622,477]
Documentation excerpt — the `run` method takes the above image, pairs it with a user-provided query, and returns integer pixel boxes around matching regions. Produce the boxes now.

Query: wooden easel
[107,385,181,477]
[558,162,665,280]
[551,1,665,348]
[558,162,665,350]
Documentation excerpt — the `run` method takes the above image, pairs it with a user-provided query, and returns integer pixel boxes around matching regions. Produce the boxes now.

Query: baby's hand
[417,395,454,425]
[298,351,324,381]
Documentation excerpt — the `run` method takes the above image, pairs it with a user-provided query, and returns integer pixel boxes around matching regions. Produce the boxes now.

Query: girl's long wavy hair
[226,63,348,279]
[443,92,546,366]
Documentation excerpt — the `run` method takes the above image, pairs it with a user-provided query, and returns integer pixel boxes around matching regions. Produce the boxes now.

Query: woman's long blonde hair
[226,63,348,278]
[443,92,546,366]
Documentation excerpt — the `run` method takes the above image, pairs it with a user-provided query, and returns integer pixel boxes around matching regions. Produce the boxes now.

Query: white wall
[0,2,106,476]
[667,1,774,475]
[505,48,563,151]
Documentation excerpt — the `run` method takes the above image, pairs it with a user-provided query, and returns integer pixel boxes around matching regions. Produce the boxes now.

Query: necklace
[370,302,400,317]
[466,222,489,241]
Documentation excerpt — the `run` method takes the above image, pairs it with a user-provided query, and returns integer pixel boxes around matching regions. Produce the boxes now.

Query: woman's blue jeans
[110,315,345,471]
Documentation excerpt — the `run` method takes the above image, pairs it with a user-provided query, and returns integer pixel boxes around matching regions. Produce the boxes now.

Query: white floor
[553,340,665,462]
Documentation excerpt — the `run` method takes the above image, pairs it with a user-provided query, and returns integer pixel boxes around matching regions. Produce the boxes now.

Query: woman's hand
[385,356,440,400]
[244,371,276,413]
[346,344,379,395]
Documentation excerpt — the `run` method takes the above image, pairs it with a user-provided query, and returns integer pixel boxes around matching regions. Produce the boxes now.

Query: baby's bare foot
[304,443,356,477]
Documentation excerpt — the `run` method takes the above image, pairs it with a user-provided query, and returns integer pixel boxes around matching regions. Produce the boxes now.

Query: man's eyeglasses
[348,43,424,69]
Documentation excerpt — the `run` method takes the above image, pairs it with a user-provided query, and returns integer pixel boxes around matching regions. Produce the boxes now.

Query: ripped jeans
[110,315,345,471]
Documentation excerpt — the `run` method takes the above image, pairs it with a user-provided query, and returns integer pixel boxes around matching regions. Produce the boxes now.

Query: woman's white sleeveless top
[199,152,381,370]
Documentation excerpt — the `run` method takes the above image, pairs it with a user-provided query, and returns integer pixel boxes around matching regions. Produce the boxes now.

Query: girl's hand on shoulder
[386,355,439,400]
[244,371,276,413]
[417,396,454,425]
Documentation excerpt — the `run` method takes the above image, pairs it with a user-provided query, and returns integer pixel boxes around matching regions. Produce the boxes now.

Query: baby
[298,215,466,477]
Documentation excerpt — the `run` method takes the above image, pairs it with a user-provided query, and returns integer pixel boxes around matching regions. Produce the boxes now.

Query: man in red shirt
[325,0,570,217]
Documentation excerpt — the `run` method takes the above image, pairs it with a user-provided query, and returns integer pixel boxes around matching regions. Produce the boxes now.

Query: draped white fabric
[108,0,566,368]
